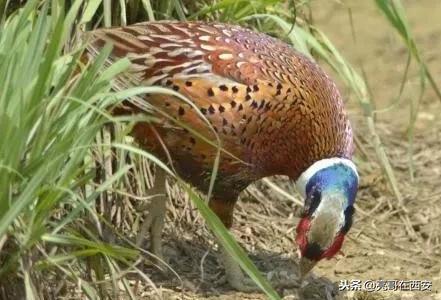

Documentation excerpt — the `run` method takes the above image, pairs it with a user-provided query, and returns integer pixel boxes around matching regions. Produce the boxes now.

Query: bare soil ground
[84,1,441,299]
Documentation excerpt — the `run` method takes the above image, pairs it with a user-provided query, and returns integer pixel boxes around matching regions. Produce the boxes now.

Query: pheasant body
[88,21,353,199]
[86,21,358,289]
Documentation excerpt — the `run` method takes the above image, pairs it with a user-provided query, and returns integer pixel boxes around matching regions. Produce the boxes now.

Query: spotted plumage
[85,21,358,290]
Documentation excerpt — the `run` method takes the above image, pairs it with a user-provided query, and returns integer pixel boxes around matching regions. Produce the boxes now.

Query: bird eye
[305,188,321,216]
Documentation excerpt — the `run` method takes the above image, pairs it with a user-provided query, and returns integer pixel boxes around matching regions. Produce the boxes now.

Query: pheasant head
[294,158,359,278]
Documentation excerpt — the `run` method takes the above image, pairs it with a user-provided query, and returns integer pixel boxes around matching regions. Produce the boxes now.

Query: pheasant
[85,21,359,291]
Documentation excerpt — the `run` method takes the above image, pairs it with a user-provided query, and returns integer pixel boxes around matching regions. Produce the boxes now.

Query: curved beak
[299,257,317,280]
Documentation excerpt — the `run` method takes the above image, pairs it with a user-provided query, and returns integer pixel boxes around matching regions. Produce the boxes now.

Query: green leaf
[183,183,281,300]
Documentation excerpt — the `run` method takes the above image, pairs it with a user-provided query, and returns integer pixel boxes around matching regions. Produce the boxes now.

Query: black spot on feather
[219,85,228,91]
[178,107,185,116]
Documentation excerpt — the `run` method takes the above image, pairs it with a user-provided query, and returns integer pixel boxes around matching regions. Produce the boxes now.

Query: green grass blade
[375,0,441,103]
[182,183,281,300]
[103,0,111,26]
[80,0,103,24]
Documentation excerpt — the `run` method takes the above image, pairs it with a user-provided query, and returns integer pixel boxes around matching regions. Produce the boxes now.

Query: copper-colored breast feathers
[86,21,353,195]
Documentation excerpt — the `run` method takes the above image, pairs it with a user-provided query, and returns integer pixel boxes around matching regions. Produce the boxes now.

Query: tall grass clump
[0,0,143,298]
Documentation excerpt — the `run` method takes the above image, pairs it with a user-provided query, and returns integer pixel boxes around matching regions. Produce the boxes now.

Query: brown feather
[85,21,354,227]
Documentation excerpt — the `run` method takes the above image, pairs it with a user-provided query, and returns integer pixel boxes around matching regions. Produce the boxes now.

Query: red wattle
[321,233,345,259]
[295,217,311,255]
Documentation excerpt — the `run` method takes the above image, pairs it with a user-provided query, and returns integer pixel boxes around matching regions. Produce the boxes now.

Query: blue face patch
[305,163,359,209]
